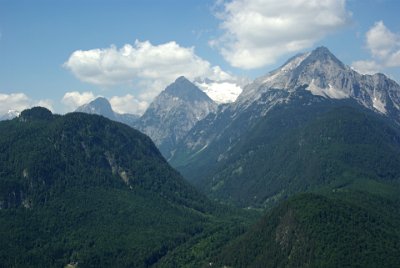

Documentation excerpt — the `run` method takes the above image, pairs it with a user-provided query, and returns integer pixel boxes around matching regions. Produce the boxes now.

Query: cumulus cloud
[60,91,148,115]
[211,0,351,69]
[0,93,30,114]
[352,21,400,74]
[64,40,236,103]
[366,21,399,60]
[0,93,53,115]
[61,91,97,111]
[110,94,148,115]
[351,60,381,75]
[36,99,54,111]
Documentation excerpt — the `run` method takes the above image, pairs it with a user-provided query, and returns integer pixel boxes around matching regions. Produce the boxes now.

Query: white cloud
[352,21,400,75]
[61,91,97,111]
[64,40,236,104]
[351,60,381,75]
[386,50,400,67]
[211,0,351,69]
[0,93,53,115]
[366,21,399,60]
[36,99,54,112]
[110,94,148,115]
[0,93,30,114]
[60,91,148,115]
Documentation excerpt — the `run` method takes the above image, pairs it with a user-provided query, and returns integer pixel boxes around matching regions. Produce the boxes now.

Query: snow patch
[195,144,208,155]
[372,97,387,114]
[306,80,349,99]
[196,81,242,103]
[326,84,349,99]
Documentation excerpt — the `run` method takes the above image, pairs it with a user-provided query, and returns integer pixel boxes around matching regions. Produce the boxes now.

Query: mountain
[75,97,139,126]
[0,109,20,121]
[75,97,116,119]
[237,46,400,118]
[0,107,253,267]
[137,76,217,159]
[170,47,400,208]
[215,191,400,267]
[74,78,218,160]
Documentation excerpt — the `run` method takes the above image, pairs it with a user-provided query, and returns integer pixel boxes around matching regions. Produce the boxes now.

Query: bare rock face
[237,46,400,118]
[170,47,400,186]
[137,76,217,159]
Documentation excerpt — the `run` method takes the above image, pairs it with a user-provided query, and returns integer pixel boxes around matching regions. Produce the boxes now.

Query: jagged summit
[164,76,213,102]
[175,76,189,83]
[75,97,139,127]
[277,46,344,72]
[294,46,347,78]
[237,46,400,116]
[171,46,400,191]
[89,96,111,107]
[76,97,116,119]
[138,77,217,159]
[307,46,344,65]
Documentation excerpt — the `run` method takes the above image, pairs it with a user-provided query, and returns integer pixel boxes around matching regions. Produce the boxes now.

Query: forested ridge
[0,107,255,267]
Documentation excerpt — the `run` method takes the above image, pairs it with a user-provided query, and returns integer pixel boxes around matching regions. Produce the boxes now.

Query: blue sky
[0,0,400,115]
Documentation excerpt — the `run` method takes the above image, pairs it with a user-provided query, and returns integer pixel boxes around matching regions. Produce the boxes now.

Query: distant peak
[75,96,116,119]
[78,97,111,109]
[90,97,110,105]
[173,76,194,86]
[307,46,337,60]
[175,76,189,83]
[163,76,213,102]
[309,46,339,60]
[301,46,346,69]
[312,46,331,54]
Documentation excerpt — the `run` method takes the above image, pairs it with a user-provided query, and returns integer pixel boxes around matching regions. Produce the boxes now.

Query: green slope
[215,191,400,268]
[0,107,255,267]
[194,92,400,207]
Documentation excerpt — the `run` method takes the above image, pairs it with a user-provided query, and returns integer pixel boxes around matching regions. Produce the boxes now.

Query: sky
[1,0,400,115]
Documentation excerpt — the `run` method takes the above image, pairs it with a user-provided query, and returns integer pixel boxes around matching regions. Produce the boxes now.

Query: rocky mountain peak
[74,97,140,127]
[236,46,400,118]
[91,97,111,107]
[76,97,115,119]
[164,76,213,102]
[295,46,346,77]
[138,77,217,159]
[306,46,344,65]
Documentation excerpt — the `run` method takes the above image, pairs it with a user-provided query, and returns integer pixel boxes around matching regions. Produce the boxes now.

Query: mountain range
[170,46,400,207]
[64,47,400,210]
[135,76,218,159]
[74,77,220,159]
[2,46,400,266]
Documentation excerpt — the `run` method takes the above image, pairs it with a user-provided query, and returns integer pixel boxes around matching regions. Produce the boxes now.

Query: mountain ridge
[170,47,400,208]
[215,191,400,267]
[0,107,256,267]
